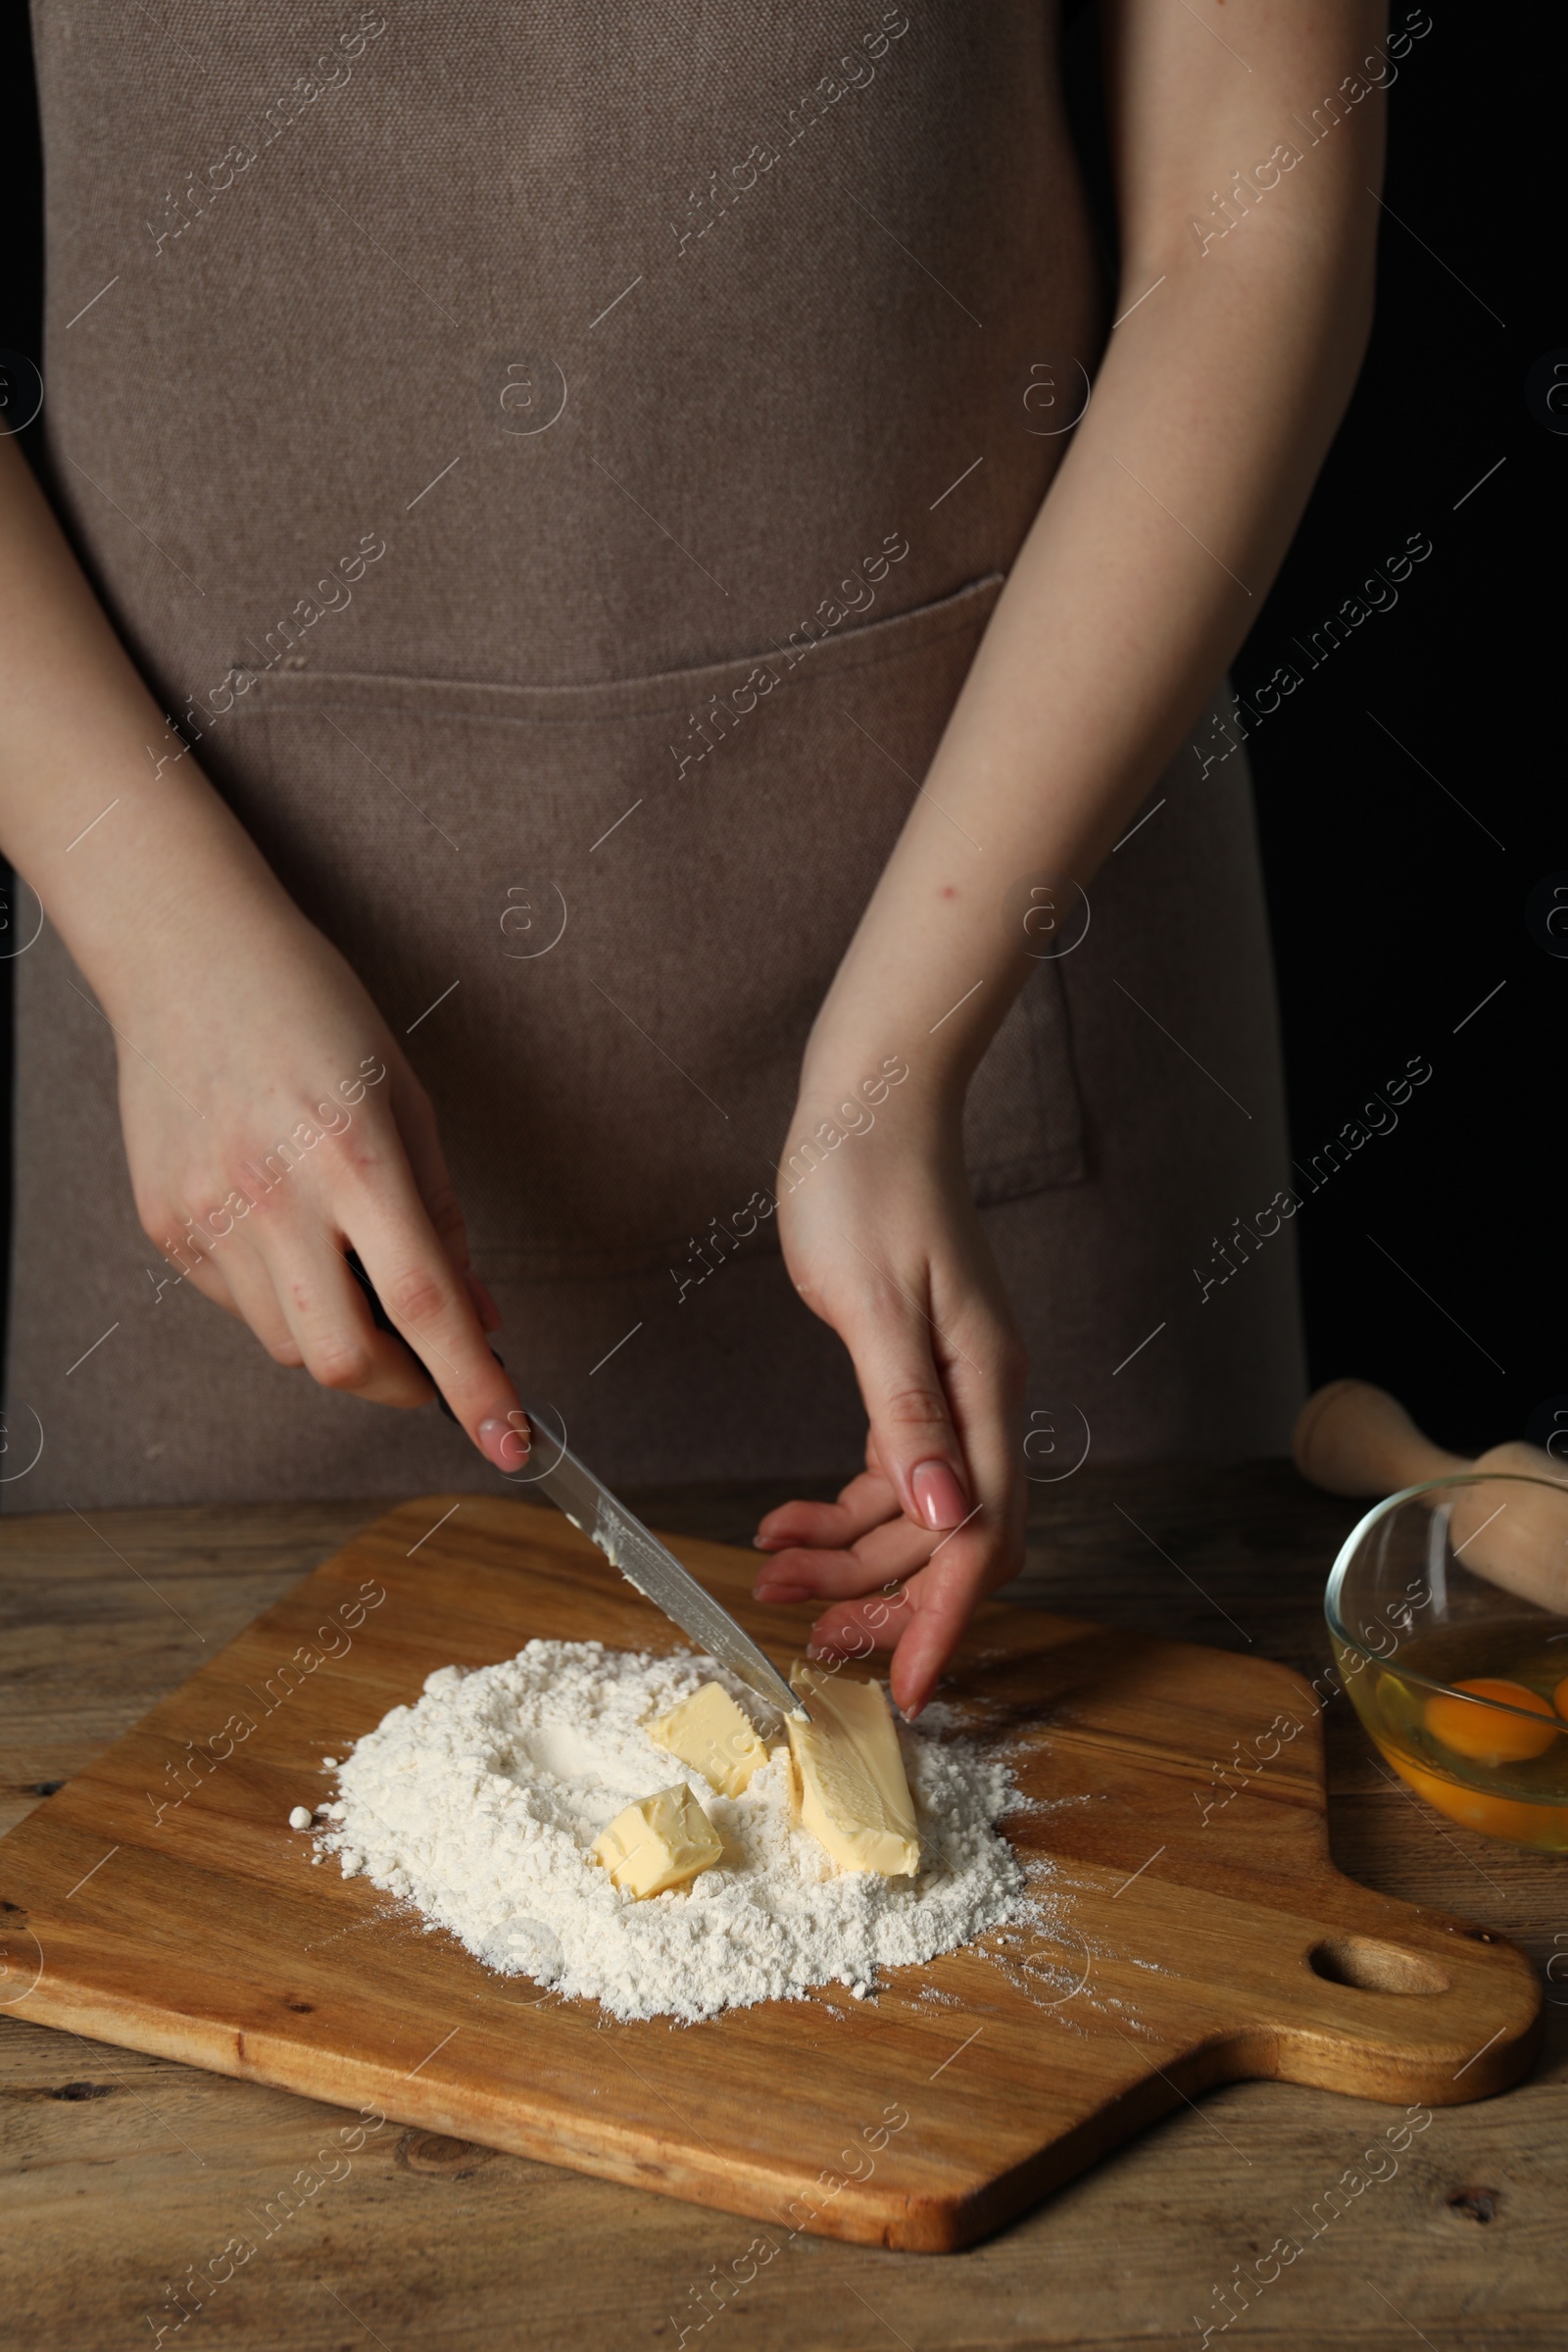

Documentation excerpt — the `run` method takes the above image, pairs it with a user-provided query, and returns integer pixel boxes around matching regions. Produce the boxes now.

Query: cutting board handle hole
[1307,1936,1451,1996]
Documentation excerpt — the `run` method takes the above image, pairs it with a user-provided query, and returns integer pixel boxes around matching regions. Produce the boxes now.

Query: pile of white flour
[314,1640,1025,2022]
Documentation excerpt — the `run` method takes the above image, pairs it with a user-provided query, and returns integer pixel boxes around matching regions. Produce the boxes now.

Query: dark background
[0,7,1555,1463]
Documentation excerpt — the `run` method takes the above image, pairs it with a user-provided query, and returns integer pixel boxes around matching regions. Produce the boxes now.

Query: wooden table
[3,1464,1563,2350]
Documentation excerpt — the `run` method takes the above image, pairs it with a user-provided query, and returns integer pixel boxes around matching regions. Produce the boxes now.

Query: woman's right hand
[0,439,523,1467]
[107,884,529,1472]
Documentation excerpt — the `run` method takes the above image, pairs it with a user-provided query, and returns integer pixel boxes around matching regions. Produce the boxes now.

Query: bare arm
[758,0,1393,1709]
[0,432,528,1468]
[0,433,288,976]
[809,0,1386,1095]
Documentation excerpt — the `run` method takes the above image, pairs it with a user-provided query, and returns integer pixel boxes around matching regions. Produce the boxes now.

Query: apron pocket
[964,961,1086,1205]
[217,574,1086,1276]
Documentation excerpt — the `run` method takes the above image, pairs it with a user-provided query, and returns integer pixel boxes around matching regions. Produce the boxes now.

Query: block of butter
[592,1783,722,1899]
[786,1663,920,1877]
[648,1681,769,1797]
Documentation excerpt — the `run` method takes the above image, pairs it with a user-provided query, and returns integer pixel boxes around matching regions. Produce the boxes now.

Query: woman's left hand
[754,1079,1027,1716]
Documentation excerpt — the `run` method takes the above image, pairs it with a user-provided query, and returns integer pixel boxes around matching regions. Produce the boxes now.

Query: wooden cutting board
[0,1495,1542,2252]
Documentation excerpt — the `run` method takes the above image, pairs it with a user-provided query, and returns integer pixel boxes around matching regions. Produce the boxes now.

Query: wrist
[798,982,990,1131]
[60,781,304,1015]
[790,1034,956,1166]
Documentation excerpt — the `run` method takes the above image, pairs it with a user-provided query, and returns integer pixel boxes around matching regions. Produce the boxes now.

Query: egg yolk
[1554,1676,1568,1721]
[1425,1678,1558,1765]
[1391,1755,1558,1845]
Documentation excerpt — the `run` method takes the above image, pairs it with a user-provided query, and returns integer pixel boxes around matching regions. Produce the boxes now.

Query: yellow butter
[591,1783,722,1898]
[786,1664,920,1877]
[648,1681,769,1796]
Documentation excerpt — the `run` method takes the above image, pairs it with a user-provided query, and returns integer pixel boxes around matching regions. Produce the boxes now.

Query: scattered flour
[315,1640,1026,2023]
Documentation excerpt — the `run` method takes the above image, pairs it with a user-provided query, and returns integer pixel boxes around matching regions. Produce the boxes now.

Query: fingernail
[910,1459,967,1532]
[479,1411,531,1469]
[890,1665,926,1720]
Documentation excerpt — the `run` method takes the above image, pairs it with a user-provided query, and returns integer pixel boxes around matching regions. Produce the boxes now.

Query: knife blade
[521,1411,808,1726]
[338,1255,806,1723]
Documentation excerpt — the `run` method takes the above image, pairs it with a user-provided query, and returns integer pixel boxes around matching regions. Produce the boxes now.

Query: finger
[199,1242,303,1363]
[840,1262,971,1536]
[754,1467,899,1552]
[808,1375,1020,1716]
[883,1532,1001,1714]
[161,1236,250,1322]
[345,1175,529,1469]
[158,1227,313,1364]
[805,1577,918,1657]
[878,1470,1019,1714]
[260,1231,442,1408]
[806,1531,992,1695]
[940,1291,1026,1518]
[862,1280,1027,1709]
[466,1268,504,1333]
[165,1212,437,1402]
[395,1073,506,1340]
[754,1519,935,1604]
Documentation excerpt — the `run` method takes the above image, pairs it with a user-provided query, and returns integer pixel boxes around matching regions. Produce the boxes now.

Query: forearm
[805,1,1387,1117]
[0,435,300,1008]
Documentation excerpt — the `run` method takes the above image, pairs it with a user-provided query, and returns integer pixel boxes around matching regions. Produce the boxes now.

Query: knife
[344,1250,807,1724]
[520,1416,808,1727]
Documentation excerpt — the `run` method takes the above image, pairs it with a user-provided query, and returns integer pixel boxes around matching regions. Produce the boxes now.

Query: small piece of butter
[786,1664,920,1877]
[648,1681,769,1796]
[591,1783,722,1899]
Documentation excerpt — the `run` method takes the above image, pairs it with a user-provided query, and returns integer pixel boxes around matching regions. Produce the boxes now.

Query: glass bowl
[1325,1472,1568,1849]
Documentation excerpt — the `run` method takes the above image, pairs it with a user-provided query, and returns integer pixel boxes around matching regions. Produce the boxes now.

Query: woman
[1,2,1390,1713]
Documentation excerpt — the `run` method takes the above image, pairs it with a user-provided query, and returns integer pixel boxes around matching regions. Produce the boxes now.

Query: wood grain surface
[4,1464,1565,2348]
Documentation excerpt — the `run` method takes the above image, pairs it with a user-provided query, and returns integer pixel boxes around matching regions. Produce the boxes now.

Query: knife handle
[344,1248,505,1425]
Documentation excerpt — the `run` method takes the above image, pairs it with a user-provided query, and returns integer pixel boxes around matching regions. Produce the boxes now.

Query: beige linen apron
[7,1,1304,1511]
